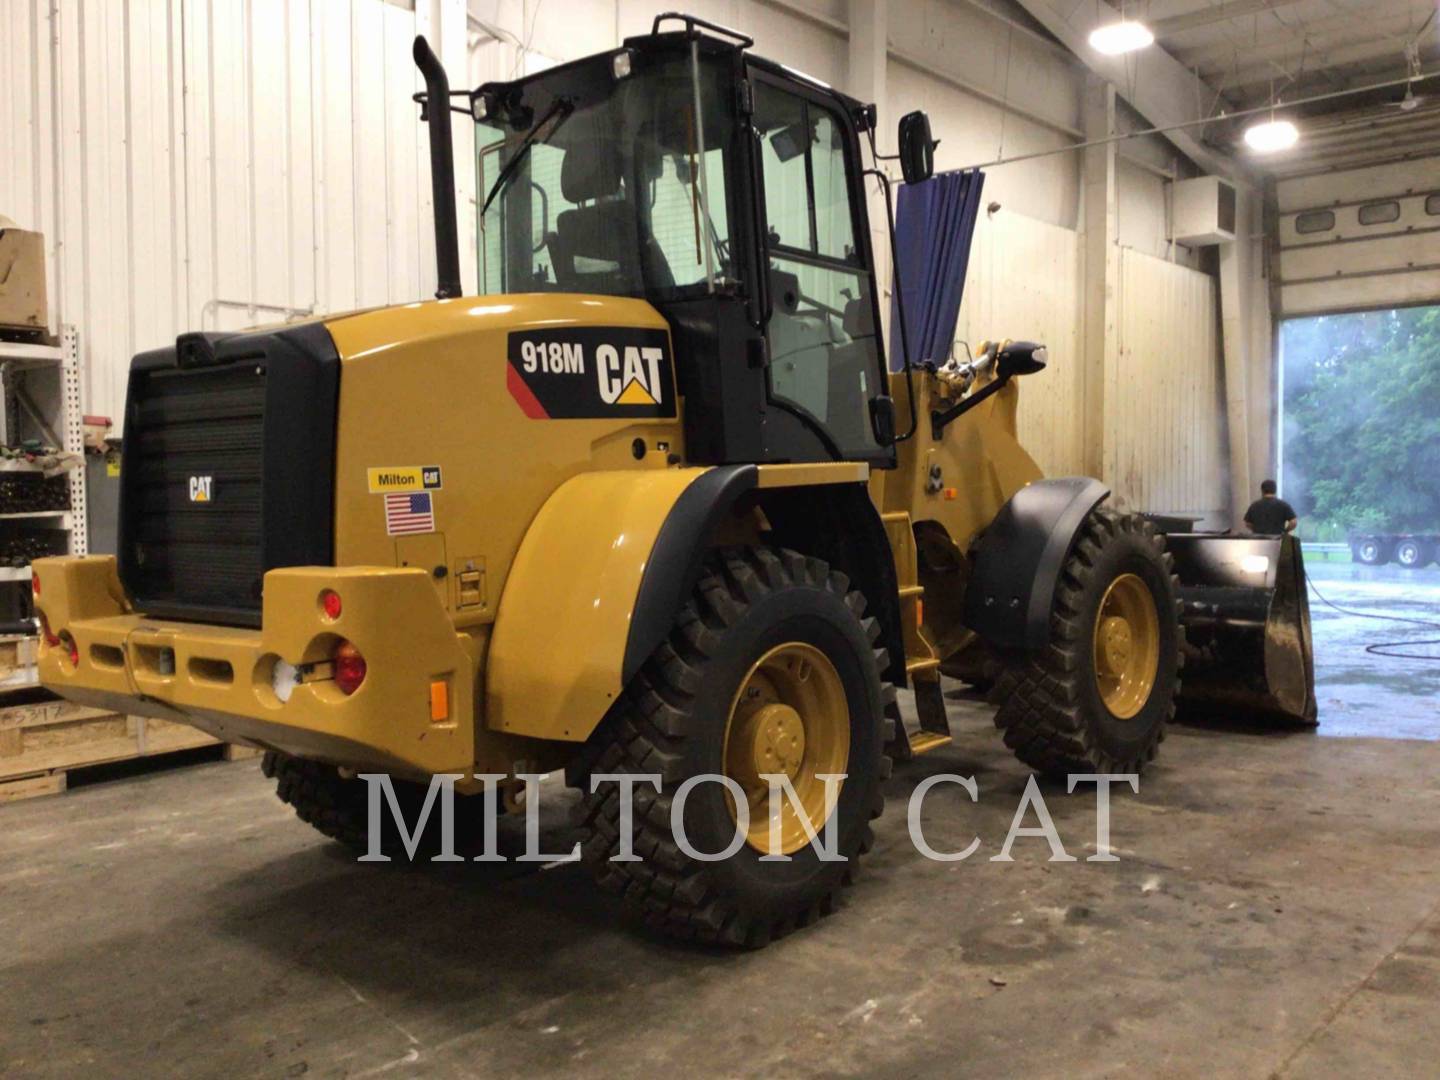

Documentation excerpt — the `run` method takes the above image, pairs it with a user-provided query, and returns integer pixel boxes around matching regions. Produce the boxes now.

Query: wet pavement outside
[1303,557,1440,740]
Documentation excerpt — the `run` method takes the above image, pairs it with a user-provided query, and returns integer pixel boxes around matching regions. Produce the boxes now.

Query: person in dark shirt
[1244,479,1297,535]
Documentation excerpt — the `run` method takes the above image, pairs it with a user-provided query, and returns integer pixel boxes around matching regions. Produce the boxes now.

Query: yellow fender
[486,466,740,741]
[486,462,870,743]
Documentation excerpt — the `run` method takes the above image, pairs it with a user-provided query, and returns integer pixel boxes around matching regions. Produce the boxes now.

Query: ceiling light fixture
[1088,20,1154,55]
[1243,118,1300,153]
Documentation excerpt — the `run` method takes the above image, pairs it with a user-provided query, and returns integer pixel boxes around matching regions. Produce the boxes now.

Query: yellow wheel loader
[33,14,1314,946]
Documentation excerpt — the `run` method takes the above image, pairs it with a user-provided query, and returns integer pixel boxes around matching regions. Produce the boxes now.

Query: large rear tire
[263,751,459,856]
[570,546,893,947]
[990,508,1182,777]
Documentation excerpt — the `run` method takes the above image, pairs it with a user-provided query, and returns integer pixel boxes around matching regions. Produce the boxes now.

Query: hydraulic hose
[1306,572,1440,661]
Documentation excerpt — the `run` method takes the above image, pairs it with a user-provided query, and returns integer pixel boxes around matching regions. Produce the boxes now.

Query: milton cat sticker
[506,326,676,419]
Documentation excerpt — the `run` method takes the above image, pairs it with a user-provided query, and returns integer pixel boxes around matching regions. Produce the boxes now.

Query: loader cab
[469,17,894,467]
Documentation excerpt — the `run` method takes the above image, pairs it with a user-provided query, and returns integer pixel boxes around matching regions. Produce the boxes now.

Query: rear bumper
[32,556,477,777]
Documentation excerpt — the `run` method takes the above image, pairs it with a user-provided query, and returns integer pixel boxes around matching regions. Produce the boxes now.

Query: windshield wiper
[481,100,574,216]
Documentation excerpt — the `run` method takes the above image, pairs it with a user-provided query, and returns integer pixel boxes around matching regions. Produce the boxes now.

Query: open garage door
[1276,155,1440,317]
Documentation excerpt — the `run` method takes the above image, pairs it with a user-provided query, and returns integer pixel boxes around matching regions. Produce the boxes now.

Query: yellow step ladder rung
[906,656,942,675]
[898,585,924,599]
[907,731,951,755]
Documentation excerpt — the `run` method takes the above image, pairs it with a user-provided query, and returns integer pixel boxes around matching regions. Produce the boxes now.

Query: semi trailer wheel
[1396,539,1432,569]
[1353,537,1392,566]
[571,546,892,947]
[990,507,1182,777]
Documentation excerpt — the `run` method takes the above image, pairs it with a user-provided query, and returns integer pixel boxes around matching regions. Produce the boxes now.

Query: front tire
[570,546,892,947]
[991,508,1182,777]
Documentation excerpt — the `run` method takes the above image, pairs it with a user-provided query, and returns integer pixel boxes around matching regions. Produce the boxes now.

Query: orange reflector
[943,487,959,500]
[429,679,449,722]
[916,599,925,627]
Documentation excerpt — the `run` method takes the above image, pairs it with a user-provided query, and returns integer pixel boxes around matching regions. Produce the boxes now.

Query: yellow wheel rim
[722,642,849,856]
[1092,573,1160,719]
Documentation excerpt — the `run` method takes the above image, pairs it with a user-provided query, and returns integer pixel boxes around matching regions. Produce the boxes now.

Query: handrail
[650,11,754,48]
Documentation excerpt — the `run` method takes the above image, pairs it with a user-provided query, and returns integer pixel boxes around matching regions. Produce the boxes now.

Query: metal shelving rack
[0,325,88,690]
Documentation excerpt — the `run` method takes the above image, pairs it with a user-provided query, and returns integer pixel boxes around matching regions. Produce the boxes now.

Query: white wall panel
[0,0,451,431]
[1116,159,1168,262]
[957,209,1226,522]
[956,209,1083,477]
[1,0,1211,471]
[471,0,1086,228]
[886,60,1079,231]
[1113,248,1226,523]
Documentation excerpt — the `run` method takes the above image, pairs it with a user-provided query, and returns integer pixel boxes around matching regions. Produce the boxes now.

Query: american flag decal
[384,492,435,536]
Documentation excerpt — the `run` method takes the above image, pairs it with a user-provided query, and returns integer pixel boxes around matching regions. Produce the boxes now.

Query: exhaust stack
[413,35,462,300]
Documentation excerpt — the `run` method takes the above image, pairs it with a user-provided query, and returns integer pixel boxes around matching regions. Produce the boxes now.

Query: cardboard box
[0,226,49,333]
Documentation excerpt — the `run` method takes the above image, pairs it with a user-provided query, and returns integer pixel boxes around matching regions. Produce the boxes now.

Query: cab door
[748,71,890,463]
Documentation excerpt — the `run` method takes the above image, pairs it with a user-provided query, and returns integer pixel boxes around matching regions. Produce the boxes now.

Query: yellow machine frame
[34,295,901,781]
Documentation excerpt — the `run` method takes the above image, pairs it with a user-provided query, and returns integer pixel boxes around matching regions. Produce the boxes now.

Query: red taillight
[320,589,342,620]
[31,572,39,597]
[38,612,60,648]
[333,640,366,695]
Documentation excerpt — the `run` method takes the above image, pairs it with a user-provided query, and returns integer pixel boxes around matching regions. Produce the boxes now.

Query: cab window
[753,80,879,456]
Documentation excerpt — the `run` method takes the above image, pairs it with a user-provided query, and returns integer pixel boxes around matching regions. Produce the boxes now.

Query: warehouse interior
[1,1,1439,1076]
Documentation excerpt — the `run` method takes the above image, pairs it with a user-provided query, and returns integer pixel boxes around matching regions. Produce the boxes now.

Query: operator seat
[549,136,674,293]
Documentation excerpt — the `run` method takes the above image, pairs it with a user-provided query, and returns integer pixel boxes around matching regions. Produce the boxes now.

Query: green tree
[1283,305,1440,535]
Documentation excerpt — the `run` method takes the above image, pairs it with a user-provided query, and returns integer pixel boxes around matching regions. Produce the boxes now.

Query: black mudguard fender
[623,464,759,684]
[962,477,1110,650]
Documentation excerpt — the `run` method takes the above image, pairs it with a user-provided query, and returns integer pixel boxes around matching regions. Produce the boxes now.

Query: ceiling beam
[1013,0,1241,179]
[1303,102,1440,137]
[1169,12,1420,77]
[951,0,1078,65]
[1299,114,1440,145]
[1221,42,1422,101]
[1151,0,1309,41]
[1269,145,1440,178]
[1275,125,1440,161]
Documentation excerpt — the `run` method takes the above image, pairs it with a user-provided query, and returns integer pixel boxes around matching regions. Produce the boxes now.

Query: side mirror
[898,111,935,184]
[996,341,1048,380]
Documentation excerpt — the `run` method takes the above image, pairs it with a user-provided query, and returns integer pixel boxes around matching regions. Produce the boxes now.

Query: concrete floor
[3,715,1439,1076]
[1305,561,1440,739]
[3,566,1438,1078]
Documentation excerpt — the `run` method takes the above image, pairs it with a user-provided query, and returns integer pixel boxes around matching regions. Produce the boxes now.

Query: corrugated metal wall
[957,209,1084,477]
[958,215,1225,520]
[1113,247,1227,522]
[0,0,454,429]
[4,0,1229,514]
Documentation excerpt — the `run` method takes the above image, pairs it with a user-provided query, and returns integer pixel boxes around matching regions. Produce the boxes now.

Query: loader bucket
[1167,533,1318,726]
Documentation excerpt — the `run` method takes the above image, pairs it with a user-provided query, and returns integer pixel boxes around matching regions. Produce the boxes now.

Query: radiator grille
[125,364,268,614]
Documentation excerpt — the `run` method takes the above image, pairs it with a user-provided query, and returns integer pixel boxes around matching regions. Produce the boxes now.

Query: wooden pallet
[0,697,259,803]
[0,634,40,693]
